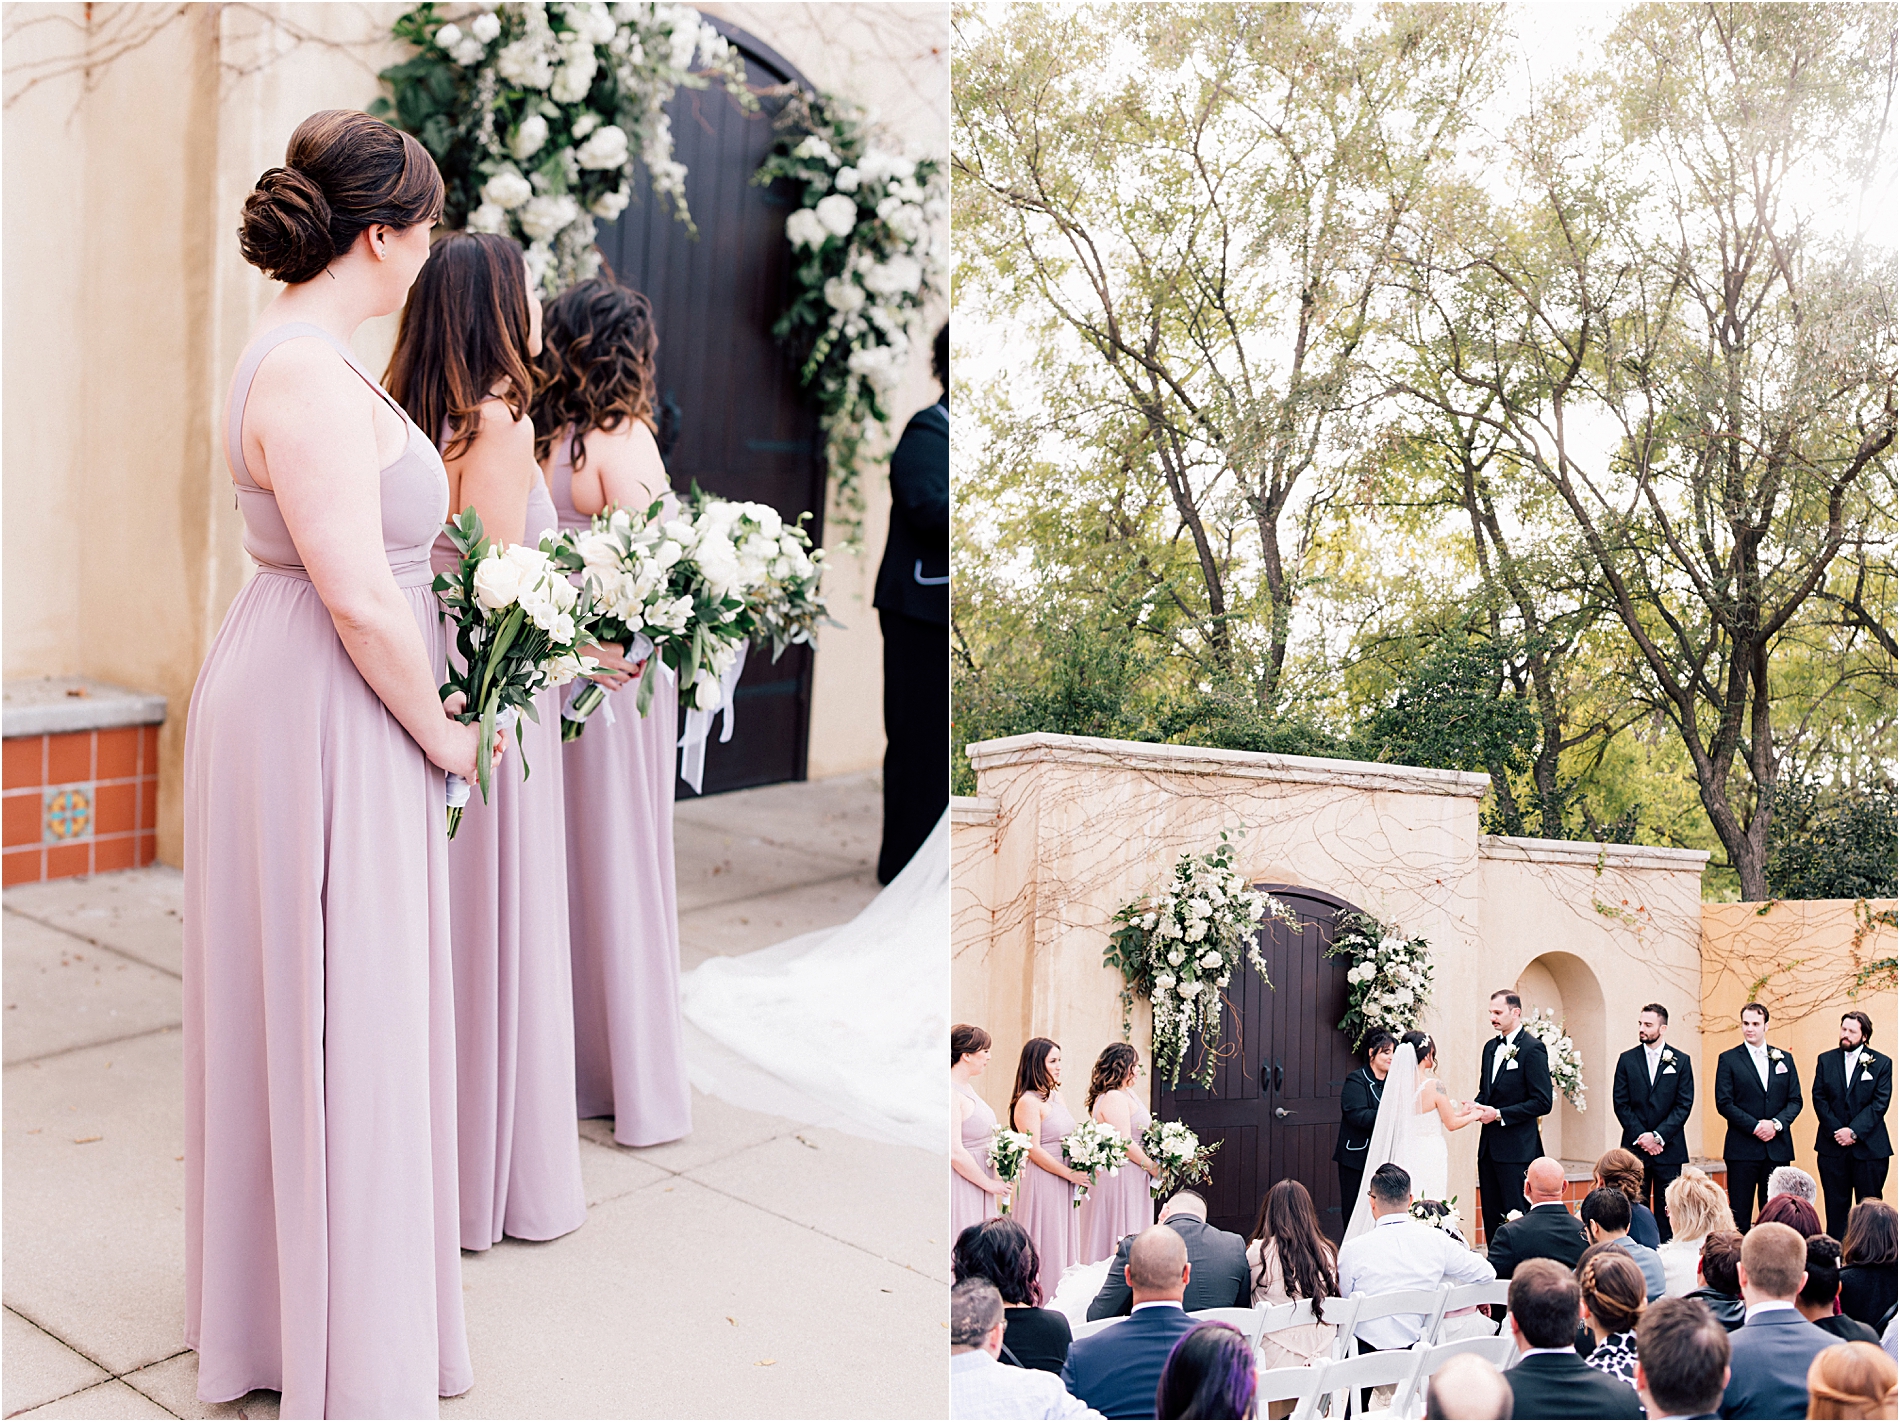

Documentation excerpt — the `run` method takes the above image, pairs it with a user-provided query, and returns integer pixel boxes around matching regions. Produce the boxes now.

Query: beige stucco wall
[4,3,944,863]
[951,733,1721,1219]
[1700,899,1899,1184]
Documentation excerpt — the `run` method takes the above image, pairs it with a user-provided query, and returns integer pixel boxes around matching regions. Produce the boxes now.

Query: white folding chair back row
[1268,1332,1518,1421]
[1187,1298,1320,1356]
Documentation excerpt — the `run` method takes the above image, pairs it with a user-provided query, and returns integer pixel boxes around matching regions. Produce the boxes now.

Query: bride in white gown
[1344,1031,1484,1241]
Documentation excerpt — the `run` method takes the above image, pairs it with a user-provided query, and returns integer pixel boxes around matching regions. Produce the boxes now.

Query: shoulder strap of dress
[225,322,408,490]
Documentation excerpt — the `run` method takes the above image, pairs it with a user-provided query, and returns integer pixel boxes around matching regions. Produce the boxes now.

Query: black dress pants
[876,610,948,884]
[1819,1155,1891,1240]
[1478,1155,1530,1240]
[1725,1158,1773,1231]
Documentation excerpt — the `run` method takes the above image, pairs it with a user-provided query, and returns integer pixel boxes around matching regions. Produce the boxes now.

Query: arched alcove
[1516,951,1608,1163]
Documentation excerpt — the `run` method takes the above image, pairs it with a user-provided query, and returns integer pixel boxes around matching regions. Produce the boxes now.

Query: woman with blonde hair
[1657,1166,1734,1297]
[1807,1341,1899,1420]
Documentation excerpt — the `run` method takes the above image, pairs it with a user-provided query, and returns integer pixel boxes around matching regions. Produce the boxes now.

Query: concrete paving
[2,771,949,1420]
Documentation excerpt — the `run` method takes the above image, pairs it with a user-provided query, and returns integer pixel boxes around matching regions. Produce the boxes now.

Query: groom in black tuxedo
[1475,989,1553,1240]
[1812,1009,1893,1239]
[1333,1029,1395,1236]
[1713,1001,1804,1229]
[1612,1002,1695,1241]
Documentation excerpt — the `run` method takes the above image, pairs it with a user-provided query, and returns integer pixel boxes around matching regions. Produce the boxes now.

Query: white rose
[571,112,601,140]
[792,135,839,166]
[1184,921,1207,943]
[519,193,579,241]
[813,192,858,237]
[435,22,464,49]
[784,207,829,249]
[589,186,630,221]
[470,10,502,42]
[452,36,486,66]
[1153,974,1176,991]
[495,38,554,88]
[1199,951,1222,969]
[466,202,508,234]
[481,168,534,211]
[1178,981,1200,999]
[575,124,629,170]
[552,52,597,103]
[472,551,524,611]
[691,667,723,710]
[511,113,549,161]
[833,166,860,193]
[1167,948,1185,967]
[823,275,865,313]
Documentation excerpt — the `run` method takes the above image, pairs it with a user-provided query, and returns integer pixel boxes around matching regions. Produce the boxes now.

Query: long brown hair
[1843,1200,1897,1268]
[952,1024,992,1068]
[1247,1179,1338,1304]
[1086,1043,1138,1113]
[1009,1038,1059,1125]
[385,232,537,463]
[530,275,659,468]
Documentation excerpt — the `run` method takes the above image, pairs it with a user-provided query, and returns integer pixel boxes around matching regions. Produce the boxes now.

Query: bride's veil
[1344,1042,1418,1242]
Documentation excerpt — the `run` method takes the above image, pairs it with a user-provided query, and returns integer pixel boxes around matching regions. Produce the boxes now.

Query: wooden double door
[593,18,822,796]
[1152,886,1365,1240]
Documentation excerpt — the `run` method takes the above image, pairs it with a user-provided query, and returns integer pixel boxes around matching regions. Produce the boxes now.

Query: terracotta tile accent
[3,738,42,790]
[96,726,139,780]
[3,792,39,848]
[92,835,136,874]
[140,725,160,774]
[135,832,157,867]
[46,842,90,879]
[47,732,92,786]
[2,847,42,886]
[93,782,136,836]
[137,779,158,830]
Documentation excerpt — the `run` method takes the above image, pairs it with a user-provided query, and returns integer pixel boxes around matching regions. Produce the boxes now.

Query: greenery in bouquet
[1325,911,1435,1049]
[1060,1117,1128,1209]
[704,497,831,660]
[1105,833,1294,1090]
[373,1,752,295]
[752,90,944,543]
[987,1125,1033,1215]
[1409,1196,1466,1241]
[1141,1118,1221,1201]
[434,507,600,833]
[1523,1007,1587,1111]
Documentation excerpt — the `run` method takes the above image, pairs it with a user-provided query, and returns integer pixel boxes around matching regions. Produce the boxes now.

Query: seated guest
[1153,1322,1255,1421]
[954,1218,1074,1373]
[1839,1200,1899,1331]
[1798,1235,1882,1344]
[1487,1156,1589,1277]
[1755,1190,1823,1238]
[1242,1180,1337,1370]
[1659,1168,1735,1297]
[1767,1164,1819,1206]
[1088,1190,1249,1320]
[1719,1221,1836,1419]
[1578,1250,1648,1387]
[1687,1230,1748,1331]
[1597,1148,1663,1249]
[1635,1296,1732,1421]
[951,1277,1103,1420]
[1335,1164,1495,1354]
[1807,1341,1899,1420]
[1063,1226,1199,1420]
[1582,1186,1667,1301]
[1503,1259,1644,1419]
[1424,1351,1513,1420]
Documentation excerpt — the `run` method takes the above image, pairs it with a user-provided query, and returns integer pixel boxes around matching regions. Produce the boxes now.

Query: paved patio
[2,771,949,1419]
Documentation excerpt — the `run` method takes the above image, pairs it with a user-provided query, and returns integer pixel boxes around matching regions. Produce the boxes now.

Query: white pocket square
[1662,1066,1677,1074]
[1505,1060,1520,1070]
[1774,1063,1788,1074]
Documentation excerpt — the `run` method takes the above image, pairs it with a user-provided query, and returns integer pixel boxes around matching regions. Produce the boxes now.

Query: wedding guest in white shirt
[1657,1168,1735,1297]
[1634,1296,1732,1421]
[1334,1163,1495,1354]
[951,1279,1103,1420]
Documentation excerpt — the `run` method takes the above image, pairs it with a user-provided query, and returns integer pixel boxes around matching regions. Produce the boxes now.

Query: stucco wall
[1700,899,1899,1184]
[3,2,943,863]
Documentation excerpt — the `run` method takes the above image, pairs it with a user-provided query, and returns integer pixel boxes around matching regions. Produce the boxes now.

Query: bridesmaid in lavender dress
[530,277,691,1147]
[1080,1043,1161,1263]
[953,1024,1010,1235]
[1011,1038,1092,1304]
[184,111,492,1418]
[386,231,588,1251]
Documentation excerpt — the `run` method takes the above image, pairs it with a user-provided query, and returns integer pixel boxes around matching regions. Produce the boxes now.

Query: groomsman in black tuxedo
[1612,1002,1695,1241]
[1812,1009,1894,1239]
[1713,1001,1804,1229]
[1334,1029,1396,1234]
[1475,989,1554,1240]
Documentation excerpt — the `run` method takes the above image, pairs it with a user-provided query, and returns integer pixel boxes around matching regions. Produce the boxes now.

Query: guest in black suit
[1838,1200,1898,1332]
[1503,1259,1644,1419]
[1797,1236,1883,1344]
[1475,989,1554,1239]
[1487,1156,1588,1277]
[1613,1003,1695,1241]
[1063,1226,1199,1419]
[1334,1030,1395,1232]
[871,324,948,884]
[1087,1191,1249,1320]
[1634,1297,1731,1421]
[953,1216,1075,1373]
[1719,1222,1836,1420]
[1713,1002,1804,1229]
[1812,1010,1894,1240]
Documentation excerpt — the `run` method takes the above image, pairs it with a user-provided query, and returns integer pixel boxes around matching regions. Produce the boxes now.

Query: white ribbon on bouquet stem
[677,641,748,795]
[446,704,519,807]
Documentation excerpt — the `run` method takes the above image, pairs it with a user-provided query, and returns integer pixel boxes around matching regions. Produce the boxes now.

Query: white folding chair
[1389,1335,1517,1415]
[1257,1362,1326,1416]
[1319,1296,1361,1361]
[1289,1345,1427,1420]
[1068,1315,1120,1341]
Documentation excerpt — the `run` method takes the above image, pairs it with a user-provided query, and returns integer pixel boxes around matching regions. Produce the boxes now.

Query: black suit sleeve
[887,415,948,536]
[1487,1222,1520,1280]
[1500,1037,1554,1129]
[1716,1051,1754,1134]
[1613,1053,1639,1138]
[1815,1055,1848,1137]
[1086,1239,1132,1320]
[1340,1072,1380,1141]
[1849,1055,1893,1142]
[1774,1055,1804,1133]
[1656,1053,1694,1144]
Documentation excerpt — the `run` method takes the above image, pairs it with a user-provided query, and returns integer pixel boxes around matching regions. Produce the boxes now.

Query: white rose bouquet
[1524,1007,1587,1111]
[1140,1119,1222,1201]
[987,1126,1034,1215]
[1325,911,1435,1048]
[1060,1118,1129,1209]
[701,496,831,660]
[1410,1197,1466,1242]
[434,508,600,835]
[556,498,679,739]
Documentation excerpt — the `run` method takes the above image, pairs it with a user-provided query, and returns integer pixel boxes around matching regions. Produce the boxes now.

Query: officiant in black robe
[1333,1030,1396,1236]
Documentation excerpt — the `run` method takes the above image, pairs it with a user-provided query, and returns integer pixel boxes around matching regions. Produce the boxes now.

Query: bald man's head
[1159,1190,1207,1222]
[1525,1158,1567,1203]
[1425,1351,1513,1420]
[1126,1225,1190,1300]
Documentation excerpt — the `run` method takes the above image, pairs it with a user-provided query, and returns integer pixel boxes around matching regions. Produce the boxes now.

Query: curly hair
[1086,1043,1138,1113]
[529,274,659,469]
[1595,1148,1646,1204]
[952,1217,1044,1307]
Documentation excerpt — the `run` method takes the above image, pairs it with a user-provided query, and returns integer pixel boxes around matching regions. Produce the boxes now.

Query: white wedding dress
[1344,1044,1450,1241]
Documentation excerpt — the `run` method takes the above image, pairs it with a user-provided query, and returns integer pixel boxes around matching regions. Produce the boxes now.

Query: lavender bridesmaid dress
[432,469,587,1250]
[1020,1091,1081,1304]
[547,429,692,1146]
[183,323,471,1417]
[952,1080,1000,1238]
[1080,1088,1154,1263]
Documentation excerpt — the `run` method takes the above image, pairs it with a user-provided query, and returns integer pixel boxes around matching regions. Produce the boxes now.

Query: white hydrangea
[785,207,829,249]
[496,36,555,88]
[571,111,600,139]
[436,22,465,48]
[470,10,502,43]
[575,124,630,170]
[481,167,534,211]
[813,193,859,238]
[833,166,860,193]
[510,114,549,161]
[466,202,508,234]
[518,193,580,241]
[823,275,866,314]
[589,185,630,220]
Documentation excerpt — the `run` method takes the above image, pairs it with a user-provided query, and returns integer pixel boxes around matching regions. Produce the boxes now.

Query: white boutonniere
[1769,1048,1786,1062]
[1505,1209,1525,1223]
[1498,1042,1519,1064]
[1661,1048,1677,1065]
